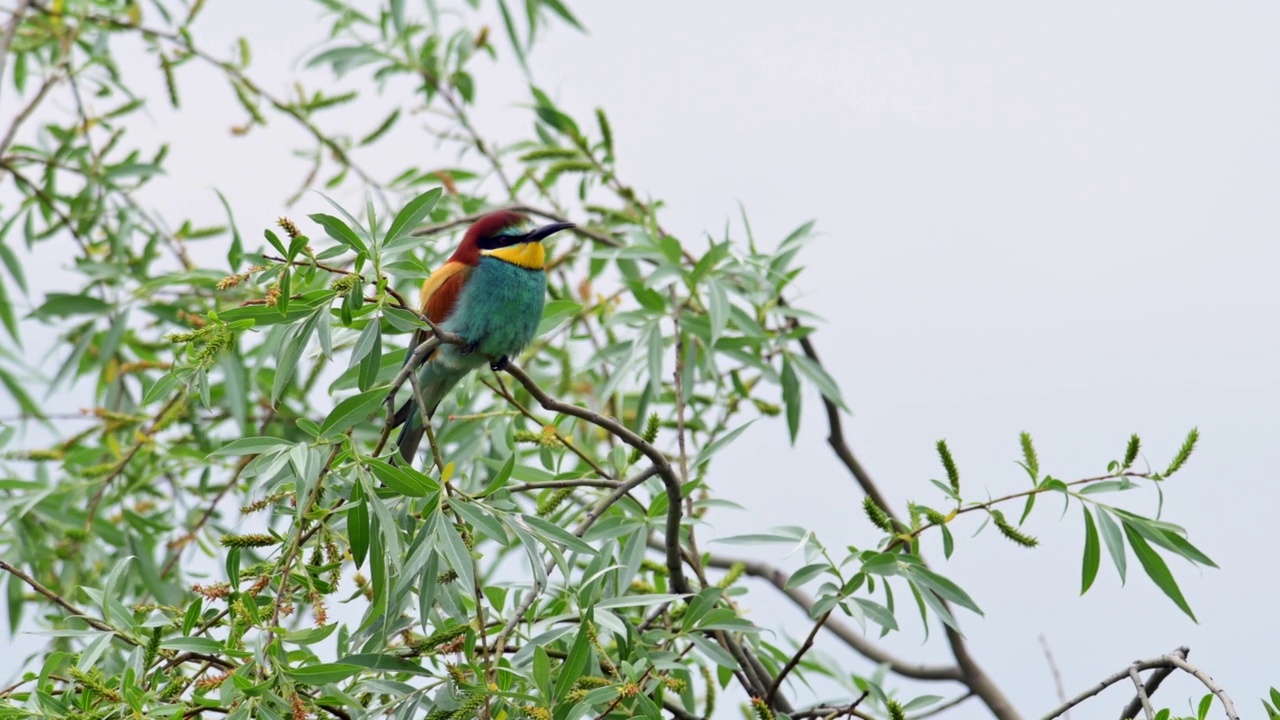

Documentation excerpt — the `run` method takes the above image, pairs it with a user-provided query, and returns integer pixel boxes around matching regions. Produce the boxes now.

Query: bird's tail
[394,361,470,465]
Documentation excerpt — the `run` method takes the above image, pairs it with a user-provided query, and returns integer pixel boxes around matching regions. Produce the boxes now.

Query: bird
[392,210,574,464]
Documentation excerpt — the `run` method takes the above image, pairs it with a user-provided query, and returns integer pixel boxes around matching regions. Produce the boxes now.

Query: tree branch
[1044,646,1238,720]
[501,361,689,595]
[787,311,1018,719]
[1127,666,1155,720]
[1164,654,1238,720]
[0,0,32,110]
[1118,647,1186,720]
[701,552,962,682]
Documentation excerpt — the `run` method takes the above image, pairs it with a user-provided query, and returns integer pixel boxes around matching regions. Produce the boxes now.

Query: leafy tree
[0,1,1259,719]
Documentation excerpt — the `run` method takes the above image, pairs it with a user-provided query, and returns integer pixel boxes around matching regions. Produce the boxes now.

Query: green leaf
[366,458,436,497]
[1095,509,1127,583]
[940,524,954,559]
[450,500,506,544]
[851,597,898,631]
[595,593,688,610]
[1197,693,1213,720]
[159,637,223,654]
[285,623,339,645]
[477,454,516,497]
[790,354,848,411]
[786,563,829,590]
[181,598,202,636]
[780,356,801,444]
[903,565,982,615]
[0,234,28,294]
[436,518,476,591]
[348,480,369,568]
[0,279,18,343]
[522,514,596,555]
[216,189,244,267]
[705,278,729,347]
[1080,506,1100,594]
[106,163,164,181]
[533,645,552,698]
[29,293,111,320]
[101,556,135,625]
[1123,522,1196,621]
[538,298,582,333]
[553,615,593,701]
[337,653,429,675]
[208,437,290,457]
[359,109,401,146]
[309,213,369,257]
[497,0,528,71]
[318,388,387,440]
[539,0,585,31]
[691,421,755,470]
[284,663,362,685]
[384,188,442,249]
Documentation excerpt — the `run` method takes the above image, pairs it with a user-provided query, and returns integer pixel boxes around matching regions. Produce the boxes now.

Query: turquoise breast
[437,256,547,368]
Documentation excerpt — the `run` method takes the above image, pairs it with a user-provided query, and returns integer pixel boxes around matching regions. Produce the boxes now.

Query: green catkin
[863,496,892,531]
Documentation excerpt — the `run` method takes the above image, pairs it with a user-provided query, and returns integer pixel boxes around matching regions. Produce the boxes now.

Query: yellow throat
[483,241,545,270]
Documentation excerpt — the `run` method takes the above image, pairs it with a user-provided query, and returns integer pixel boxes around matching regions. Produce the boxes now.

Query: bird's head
[449,210,575,270]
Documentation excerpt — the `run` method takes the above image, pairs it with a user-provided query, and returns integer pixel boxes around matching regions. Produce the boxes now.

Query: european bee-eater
[394,210,574,464]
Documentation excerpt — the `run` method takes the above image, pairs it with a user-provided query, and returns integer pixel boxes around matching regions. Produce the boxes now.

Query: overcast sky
[3,2,1278,717]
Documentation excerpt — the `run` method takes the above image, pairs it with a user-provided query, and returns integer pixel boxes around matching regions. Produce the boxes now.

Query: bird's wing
[420,261,470,324]
[392,261,472,432]
[404,261,470,367]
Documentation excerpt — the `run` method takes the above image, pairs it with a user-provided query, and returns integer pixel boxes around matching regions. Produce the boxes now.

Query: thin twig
[700,552,962,681]
[506,478,621,492]
[0,559,233,670]
[407,368,445,472]
[766,608,831,705]
[489,464,659,669]
[266,443,341,643]
[0,0,33,110]
[0,71,58,157]
[1,161,90,252]
[481,372,612,479]
[84,393,185,529]
[1040,634,1069,718]
[914,691,976,719]
[411,204,623,249]
[1127,667,1155,720]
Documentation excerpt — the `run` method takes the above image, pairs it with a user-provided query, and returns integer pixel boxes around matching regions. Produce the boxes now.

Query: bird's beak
[525,221,575,243]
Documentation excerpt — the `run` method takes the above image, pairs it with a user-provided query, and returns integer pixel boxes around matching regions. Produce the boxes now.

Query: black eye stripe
[478,232,527,250]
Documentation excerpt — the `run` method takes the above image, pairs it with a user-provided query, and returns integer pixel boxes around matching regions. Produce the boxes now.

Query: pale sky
[2,2,1278,718]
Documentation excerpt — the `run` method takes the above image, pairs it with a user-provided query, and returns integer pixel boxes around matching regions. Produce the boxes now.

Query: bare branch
[1165,654,1239,720]
[701,552,962,682]
[1118,647,1186,720]
[1127,666,1155,720]
[0,71,58,157]
[1040,635,1070,719]
[501,361,689,595]
[1044,646,1238,720]
[0,0,32,109]
[786,305,1017,719]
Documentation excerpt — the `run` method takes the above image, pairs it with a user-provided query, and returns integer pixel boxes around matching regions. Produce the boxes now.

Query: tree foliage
[0,1,1255,719]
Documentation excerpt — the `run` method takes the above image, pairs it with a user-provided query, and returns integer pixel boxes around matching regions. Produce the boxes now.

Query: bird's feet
[459,340,478,356]
[489,355,510,372]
